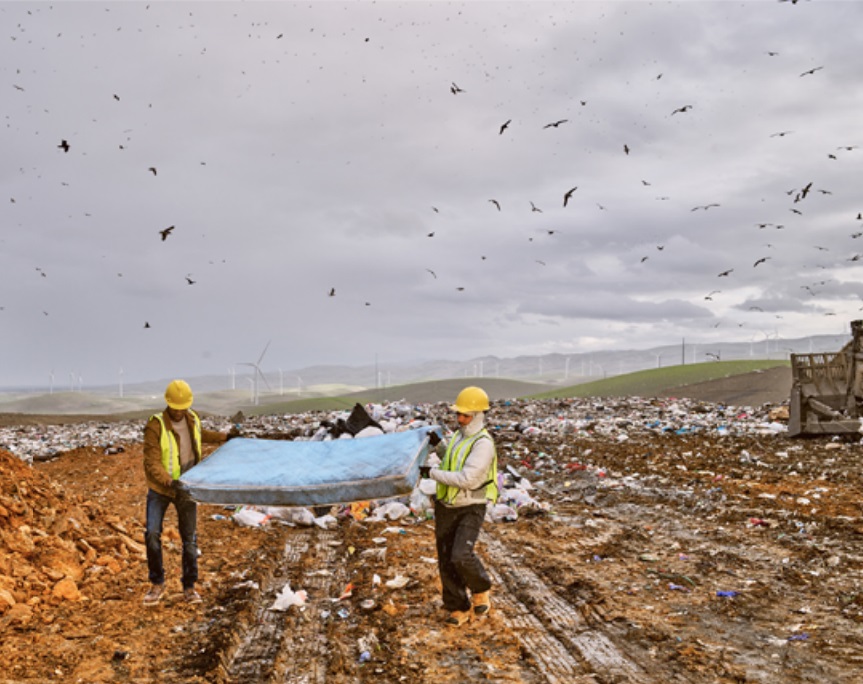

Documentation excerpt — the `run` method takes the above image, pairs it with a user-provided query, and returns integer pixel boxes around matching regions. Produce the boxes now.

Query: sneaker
[471,590,491,616]
[143,584,164,606]
[184,588,202,604]
[445,609,472,627]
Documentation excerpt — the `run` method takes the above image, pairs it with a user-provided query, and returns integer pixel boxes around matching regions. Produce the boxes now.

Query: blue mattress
[180,426,438,506]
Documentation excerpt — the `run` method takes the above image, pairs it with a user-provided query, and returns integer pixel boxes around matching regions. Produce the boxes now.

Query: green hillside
[528,360,789,399]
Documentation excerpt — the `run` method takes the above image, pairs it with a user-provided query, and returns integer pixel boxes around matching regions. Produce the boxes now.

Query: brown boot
[445,609,472,627]
[471,590,491,616]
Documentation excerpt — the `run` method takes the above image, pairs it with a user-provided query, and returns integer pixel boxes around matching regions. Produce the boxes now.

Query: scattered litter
[385,575,410,589]
[232,507,271,528]
[269,583,307,611]
[314,514,338,530]
[367,501,411,521]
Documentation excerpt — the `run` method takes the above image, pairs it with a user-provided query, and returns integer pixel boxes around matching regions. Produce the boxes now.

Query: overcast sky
[2,0,862,388]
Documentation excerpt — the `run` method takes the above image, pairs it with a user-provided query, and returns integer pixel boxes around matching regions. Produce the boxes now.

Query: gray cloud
[2,1,861,387]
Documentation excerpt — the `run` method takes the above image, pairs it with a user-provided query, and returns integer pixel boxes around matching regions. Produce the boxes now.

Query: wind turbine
[239,341,271,405]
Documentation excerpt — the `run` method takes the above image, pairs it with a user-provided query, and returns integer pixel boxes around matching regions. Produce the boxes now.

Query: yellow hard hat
[451,386,490,413]
[165,379,194,410]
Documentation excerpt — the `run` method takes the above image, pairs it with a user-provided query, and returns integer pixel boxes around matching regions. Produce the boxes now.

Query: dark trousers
[434,501,491,612]
[145,488,198,590]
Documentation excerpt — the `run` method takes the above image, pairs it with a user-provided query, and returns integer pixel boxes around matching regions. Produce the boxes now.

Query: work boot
[445,610,472,627]
[184,588,202,604]
[143,584,164,606]
[472,590,491,616]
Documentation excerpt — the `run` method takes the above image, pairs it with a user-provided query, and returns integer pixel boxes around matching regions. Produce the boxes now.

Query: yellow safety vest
[151,411,202,481]
[437,428,498,504]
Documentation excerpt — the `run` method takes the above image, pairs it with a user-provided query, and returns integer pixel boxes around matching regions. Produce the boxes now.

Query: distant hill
[0,361,795,425]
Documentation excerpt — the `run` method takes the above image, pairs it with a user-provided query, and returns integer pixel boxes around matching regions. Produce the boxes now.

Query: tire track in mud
[223,529,347,683]
[482,532,654,684]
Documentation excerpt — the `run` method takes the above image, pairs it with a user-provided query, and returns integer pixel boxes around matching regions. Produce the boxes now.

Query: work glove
[171,480,190,497]
[427,430,442,448]
[419,465,432,479]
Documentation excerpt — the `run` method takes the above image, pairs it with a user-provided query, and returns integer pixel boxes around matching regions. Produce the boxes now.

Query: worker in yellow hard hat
[422,385,498,626]
[141,379,236,606]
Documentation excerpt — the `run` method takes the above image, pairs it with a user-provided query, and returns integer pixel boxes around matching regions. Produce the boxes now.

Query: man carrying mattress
[141,379,234,605]
[422,386,498,626]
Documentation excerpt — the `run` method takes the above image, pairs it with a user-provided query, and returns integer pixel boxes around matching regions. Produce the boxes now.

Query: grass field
[528,359,789,400]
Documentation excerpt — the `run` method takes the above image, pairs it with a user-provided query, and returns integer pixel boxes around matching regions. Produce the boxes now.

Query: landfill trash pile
[1,394,862,683]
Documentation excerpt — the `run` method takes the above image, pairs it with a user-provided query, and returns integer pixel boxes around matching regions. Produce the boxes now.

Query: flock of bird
[5,0,861,360]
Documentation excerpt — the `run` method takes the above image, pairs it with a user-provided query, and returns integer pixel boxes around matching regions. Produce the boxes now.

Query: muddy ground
[1,387,862,683]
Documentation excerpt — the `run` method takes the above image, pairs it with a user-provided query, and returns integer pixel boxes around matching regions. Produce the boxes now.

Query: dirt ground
[2,380,862,683]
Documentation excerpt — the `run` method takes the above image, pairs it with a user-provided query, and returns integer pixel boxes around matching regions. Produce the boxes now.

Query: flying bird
[543,119,568,129]
[159,225,175,241]
[800,181,813,199]
[799,66,823,77]
[691,203,720,211]
[753,257,770,267]
[148,167,157,176]
[328,288,335,297]
[563,187,577,207]
[704,290,720,300]
[13,84,24,91]
[623,144,630,155]
[58,139,70,153]
[456,287,465,291]
[535,260,546,266]
[770,131,794,137]
[431,206,439,213]
[718,269,734,277]
[488,199,501,211]
[425,269,437,279]
[450,82,464,94]
[671,105,693,115]
[427,232,435,238]
[144,321,151,329]
[185,275,196,285]
[499,119,511,135]
[530,201,542,213]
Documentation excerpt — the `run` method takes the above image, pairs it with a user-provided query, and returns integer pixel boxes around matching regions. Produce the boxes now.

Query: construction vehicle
[788,320,863,436]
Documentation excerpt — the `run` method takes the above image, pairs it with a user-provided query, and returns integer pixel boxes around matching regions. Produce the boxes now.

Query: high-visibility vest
[436,428,498,504]
[151,411,202,481]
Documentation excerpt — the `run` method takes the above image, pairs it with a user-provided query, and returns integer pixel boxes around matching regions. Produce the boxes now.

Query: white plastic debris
[269,582,308,611]
[313,514,338,530]
[232,507,271,527]
[261,506,316,526]
[366,501,411,521]
[385,575,410,589]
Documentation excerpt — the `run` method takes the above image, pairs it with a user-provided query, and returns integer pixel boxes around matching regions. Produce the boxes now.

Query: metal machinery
[788,320,863,436]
